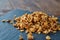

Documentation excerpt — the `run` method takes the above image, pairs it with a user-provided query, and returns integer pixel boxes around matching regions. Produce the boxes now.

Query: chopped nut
[46,35,51,40]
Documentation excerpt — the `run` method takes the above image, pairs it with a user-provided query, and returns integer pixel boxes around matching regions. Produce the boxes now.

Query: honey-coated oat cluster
[13,11,60,40]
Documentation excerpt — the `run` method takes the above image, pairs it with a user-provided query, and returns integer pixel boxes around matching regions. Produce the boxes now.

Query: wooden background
[0,0,60,16]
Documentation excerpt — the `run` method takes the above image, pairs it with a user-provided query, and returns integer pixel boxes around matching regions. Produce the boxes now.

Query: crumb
[10,20,13,24]
[46,35,51,40]
[6,20,11,23]
[2,19,6,22]
[53,31,56,33]
[27,33,34,40]
[19,35,23,40]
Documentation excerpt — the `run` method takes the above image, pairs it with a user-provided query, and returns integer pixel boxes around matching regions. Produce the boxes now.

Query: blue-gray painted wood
[0,9,60,40]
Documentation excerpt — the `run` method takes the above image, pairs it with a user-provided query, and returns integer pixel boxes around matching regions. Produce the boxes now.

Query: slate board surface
[0,9,60,40]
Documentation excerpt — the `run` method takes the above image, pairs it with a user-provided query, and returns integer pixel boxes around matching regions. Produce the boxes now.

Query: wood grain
[0,0,60,16]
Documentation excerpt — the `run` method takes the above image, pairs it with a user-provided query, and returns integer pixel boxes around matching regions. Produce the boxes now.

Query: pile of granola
[13,11,60,40]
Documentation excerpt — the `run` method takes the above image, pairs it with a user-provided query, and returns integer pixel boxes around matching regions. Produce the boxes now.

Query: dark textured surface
[0,9,60,40]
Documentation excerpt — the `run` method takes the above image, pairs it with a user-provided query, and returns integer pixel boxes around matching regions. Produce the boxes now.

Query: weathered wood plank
[9,0,60,16]
[0,0,13,16]
[0,0,60,16]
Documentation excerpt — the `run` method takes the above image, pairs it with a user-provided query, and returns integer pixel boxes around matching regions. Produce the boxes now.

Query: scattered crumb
[10,20,13,24]
[2,19,6,22]
[27,33,34,40]
[46,35,51,40]
[19,35,24,40]
[2,19,13,24]
[53,31,57,33]
[6,20,11,23]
